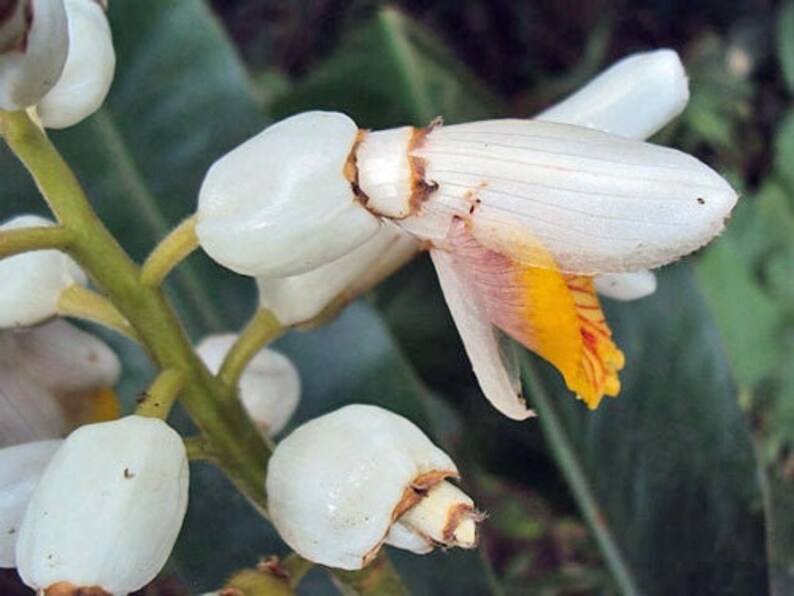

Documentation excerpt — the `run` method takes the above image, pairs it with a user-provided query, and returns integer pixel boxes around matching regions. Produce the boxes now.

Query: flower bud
[37,0,115,129]
[266,404,481,570]
[16,416,189,595]
[0,319,121,447]
[196,334,300,435]
[196,111,381,278]
[594,270,657,301]
[0,0,68,111]
[257,222,420,326]
[0,214,86,329]
[0,440,62,567]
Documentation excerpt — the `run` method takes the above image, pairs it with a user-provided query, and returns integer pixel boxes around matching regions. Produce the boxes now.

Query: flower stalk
[0,224,72,259]
[56,284,139,341]
[136,368,185,419]
[140,213,200,287]
[218,307,284,392]
[0,108,272,513]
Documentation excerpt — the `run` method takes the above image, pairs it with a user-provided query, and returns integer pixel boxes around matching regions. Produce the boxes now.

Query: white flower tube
[197,334,300,435]
[0,214,87,329]
[37,0,115,129]
[0,0,68,111]
[196,111,382,278]
[267,404,480,570]
[536,48,689,300]
[0,440,61,568]
[0,319,121,447]
[257,222,420,326]
[16,416,189,595]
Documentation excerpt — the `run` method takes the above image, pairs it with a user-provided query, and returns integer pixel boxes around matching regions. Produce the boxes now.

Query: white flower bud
[536,49,689,140]
[0,440,62,567]
[196,334,300,435]
[196,111,382,278]
[0,214,86,329]
[0,319,121,447]
[0,0,68,111]
[266,404,481,570]
[37,0,115,129]
[16,416,189,595]
[256,222,420,326]
[594,270,657,301]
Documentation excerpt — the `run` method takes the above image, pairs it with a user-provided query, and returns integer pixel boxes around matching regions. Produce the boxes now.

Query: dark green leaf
[271,7,502,128]
[779,1,794,92]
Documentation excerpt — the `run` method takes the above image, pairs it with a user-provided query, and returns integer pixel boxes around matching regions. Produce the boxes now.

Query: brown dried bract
[45,583,111,596]
[344,129,368,206]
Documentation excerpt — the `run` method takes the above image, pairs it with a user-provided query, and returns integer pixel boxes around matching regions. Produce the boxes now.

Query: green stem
[218,308,284,391]
[184,435,216,462]
[1,109,272,514]
[57,284,140,341]
[524,363,641,595]
[136,368,185,419]
[140,214,200,287]
[0,225,72,259]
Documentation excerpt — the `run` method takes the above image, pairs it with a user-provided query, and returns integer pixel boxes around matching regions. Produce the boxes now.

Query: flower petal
[594,270,657,301]
[429,247,534,421]
[444,218,624,409]
[536,49,689,140]
[409,119,737,275]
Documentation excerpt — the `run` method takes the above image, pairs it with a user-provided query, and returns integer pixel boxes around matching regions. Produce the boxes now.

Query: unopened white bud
[257,222,420,326]
[537,49,689,140]
[196,111,381,278]
[37,0,115,129]
[197,334,300,435]
[16,416,189,595]
[266,404,481,570]
[0,440,62,567]
[0,319,121,447]
[0,215,86,329]
[0,0,68,111]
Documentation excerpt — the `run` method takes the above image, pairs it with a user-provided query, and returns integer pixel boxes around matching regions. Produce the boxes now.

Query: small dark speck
[124,467,135,479]
[7,528,15,535]
[696,197,706,205]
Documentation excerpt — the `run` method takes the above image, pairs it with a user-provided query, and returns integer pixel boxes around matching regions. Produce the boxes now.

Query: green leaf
[271,7,503,128]
[779,1,794,92]
[775,109,794,190]
[524,264,767,594]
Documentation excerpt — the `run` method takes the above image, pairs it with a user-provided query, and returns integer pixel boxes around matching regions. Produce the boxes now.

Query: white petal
[594,270,657,301]
[0,215,87,329]
[0,439,61,567]
[37,0,115,129]
[429,248,534,421]
[16,416,189,595]
[257,222,419,326]
[384,520,434,554]
[0,0,68,110]
[196,111,381,277]
[537,49,689,140]
[197,334,300,435]
[266,404,457,570]
[407,120,737,275]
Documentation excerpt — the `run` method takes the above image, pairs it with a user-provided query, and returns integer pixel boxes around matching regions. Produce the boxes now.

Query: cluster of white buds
[197,334,301,435]
[266,404,481,570]
[196,49,738,418]
[0,0,115,128]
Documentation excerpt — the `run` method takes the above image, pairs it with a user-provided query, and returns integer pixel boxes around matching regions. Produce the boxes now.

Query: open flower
[0,319,120,447]
[196,50,736,419]
[16,416,189,595]
[196,334,301,435]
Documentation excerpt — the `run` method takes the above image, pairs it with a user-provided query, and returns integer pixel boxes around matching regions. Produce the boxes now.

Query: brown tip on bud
[45,583,111,596]
[345,129,370,206]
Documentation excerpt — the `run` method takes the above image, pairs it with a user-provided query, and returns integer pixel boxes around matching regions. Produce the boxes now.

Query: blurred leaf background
[2,0,793,593]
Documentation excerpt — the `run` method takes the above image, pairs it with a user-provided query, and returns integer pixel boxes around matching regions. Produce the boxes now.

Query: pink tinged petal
[409,119,737,275]
[536,49,689,140]
[429,247,534,421]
